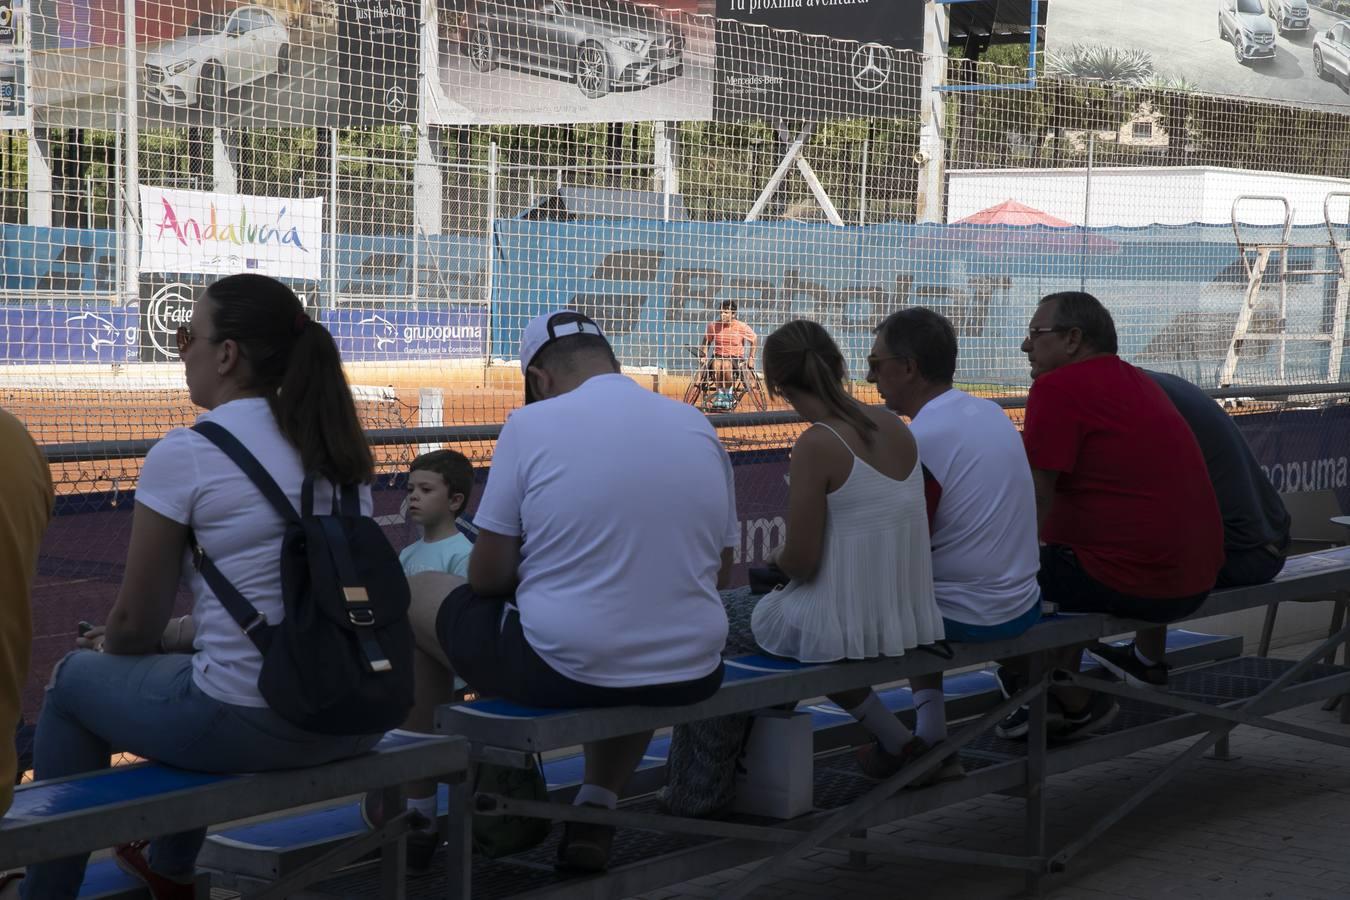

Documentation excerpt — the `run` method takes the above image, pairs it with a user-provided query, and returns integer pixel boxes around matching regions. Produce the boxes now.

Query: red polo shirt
[1023,355,1223,599]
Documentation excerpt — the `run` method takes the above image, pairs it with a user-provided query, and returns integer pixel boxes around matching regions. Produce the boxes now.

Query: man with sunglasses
[996,292,1223,741]
[862,308,1041,777]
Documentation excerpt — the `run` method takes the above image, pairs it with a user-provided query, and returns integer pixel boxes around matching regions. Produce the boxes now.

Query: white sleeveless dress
[751,423,944,662]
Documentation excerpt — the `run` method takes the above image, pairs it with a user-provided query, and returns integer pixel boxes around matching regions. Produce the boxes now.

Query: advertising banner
[1049,0,1349,112]
[31,0,418,129]
[425,0,715,125]
[0,301,136,363]
[137,276,197,362]
[713,0,922,121]
[324,303,489,360]
[138,186,324,281]
[492,218,1349,387]
[338,0,418,124]
[0,0,27,127]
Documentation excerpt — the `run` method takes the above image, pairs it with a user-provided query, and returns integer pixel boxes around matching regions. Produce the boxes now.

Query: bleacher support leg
[379,785,408,900]
[1205,735,1238,761]
[444,776,473,900]
[847,828,869,869]
[1023,651,1048,897]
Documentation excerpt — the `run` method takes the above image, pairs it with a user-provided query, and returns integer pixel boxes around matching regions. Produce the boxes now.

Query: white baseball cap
[519,310,607,403]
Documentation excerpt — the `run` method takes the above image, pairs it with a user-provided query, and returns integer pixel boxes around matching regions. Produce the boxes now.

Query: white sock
[913,688,947,747]
[408,795,438,832]
[845,691,913,755]
[1134,645,1160,667]
[574,784,618,810]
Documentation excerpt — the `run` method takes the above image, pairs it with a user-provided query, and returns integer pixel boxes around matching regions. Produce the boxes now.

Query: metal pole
[915,1,948,223]
[1080,133,1094,293]
[411,141,420,306]
[484,141,499,379]
[328,128,339,309]
[123,0,139,307]
[858,126,870,227]
[114,113,123,311]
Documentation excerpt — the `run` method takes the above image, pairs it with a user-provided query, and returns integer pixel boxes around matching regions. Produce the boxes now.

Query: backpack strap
[340,483,361,517]
[188,528,273,652]
[189,422,296,648]
[192,422,301,526]
[316,516,393,674]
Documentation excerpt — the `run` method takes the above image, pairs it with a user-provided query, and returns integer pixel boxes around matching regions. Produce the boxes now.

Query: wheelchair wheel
[741,365,768,412]
[685,356,713,409]
[684,379,706,407]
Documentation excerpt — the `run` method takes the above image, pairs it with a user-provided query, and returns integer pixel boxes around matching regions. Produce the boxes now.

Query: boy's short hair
[410,449,474,505]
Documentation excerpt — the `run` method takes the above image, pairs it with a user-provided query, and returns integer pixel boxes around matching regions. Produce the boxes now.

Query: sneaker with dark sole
[855,736,965,786]
[994,694,1071,740]
[556,803,615,873]
[1050,692,1120,741]
[1087,641,1169,690]
[113,841,196,900]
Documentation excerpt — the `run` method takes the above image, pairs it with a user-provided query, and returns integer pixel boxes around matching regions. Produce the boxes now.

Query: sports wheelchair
[683,346,768,413]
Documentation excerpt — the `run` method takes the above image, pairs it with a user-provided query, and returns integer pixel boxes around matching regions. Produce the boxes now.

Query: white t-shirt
[473,373,737,688]
[136,397,373,708]
[908,389,1041,627]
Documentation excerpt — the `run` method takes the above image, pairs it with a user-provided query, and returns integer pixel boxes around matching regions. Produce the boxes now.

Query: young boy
[374,449,475,867]
[400,449,475,578]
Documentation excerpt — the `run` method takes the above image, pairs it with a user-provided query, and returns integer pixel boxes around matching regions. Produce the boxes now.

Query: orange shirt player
[701,300,756,408]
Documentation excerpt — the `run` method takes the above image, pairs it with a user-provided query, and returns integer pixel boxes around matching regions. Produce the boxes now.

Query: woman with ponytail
[750,318,941,661]
[20,275,382,900]
[662,320,945,816]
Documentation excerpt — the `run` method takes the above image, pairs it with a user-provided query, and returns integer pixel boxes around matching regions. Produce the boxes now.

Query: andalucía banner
[138,186,324,280]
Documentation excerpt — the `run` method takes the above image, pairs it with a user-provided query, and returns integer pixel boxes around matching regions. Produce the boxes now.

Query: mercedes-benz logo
[850,43,893,93]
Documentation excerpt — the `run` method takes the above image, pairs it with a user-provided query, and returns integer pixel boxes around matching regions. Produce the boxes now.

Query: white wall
[948,166,1350,227]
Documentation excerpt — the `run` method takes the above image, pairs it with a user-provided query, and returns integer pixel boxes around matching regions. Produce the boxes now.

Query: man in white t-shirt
[864,307,1041,765]
[404,310,737,872]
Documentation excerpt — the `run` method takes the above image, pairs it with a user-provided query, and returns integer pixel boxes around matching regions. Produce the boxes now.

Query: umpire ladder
[1220,194,1350,387]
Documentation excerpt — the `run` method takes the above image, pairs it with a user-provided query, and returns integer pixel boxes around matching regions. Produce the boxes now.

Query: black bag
[471,758,551,859]
[189,422,415,736]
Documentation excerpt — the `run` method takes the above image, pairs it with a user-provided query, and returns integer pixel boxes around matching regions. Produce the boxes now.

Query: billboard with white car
[30,0,416,129]
[426,0,715,125]
[1049,0,1350,111]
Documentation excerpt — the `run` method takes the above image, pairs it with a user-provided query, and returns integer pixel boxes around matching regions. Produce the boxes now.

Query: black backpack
[188,422,415,736]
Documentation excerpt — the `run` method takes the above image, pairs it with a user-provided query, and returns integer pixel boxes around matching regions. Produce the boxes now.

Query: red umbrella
[956,200,1077,228]
[910,200,1119,256]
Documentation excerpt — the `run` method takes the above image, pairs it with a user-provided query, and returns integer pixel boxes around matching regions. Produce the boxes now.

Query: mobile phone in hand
[77,621,93,637]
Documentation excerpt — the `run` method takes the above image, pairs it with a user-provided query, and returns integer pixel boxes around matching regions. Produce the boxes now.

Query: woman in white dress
[663,320,947,816]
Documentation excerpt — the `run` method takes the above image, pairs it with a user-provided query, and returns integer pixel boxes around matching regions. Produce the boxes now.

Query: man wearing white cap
[403,310,738,872]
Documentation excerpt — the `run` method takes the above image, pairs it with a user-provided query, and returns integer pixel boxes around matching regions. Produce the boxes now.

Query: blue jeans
[21,651,381,900]
[942,598,1043,643]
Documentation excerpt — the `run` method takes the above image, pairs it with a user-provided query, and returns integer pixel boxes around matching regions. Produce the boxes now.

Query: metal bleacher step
[298,652,1350,900]
[199,630,1239,892]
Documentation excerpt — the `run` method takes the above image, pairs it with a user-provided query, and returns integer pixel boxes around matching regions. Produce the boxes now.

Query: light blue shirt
[399,532,473,578]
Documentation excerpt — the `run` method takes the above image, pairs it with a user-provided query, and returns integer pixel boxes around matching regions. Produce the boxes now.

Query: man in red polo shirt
[997,291,1223,740]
